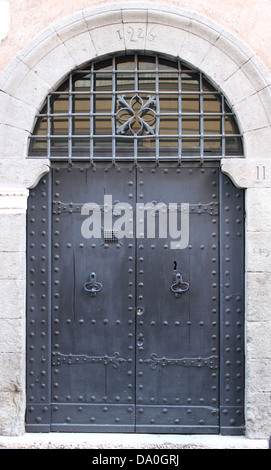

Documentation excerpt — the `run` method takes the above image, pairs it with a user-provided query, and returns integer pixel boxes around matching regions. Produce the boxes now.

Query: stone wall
[0,1,270,439]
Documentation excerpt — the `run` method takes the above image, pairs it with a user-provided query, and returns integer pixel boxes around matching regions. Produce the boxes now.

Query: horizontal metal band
[52,351,127,368]
[142,354,218,370]
[53,200,218,215]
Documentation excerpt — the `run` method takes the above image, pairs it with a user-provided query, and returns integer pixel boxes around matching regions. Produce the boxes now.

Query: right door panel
[135,165,220,433]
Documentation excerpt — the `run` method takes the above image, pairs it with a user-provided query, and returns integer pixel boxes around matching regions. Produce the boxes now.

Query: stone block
[90,23,125,57]
[246,358,271,438]
[123,22,147,51]
[51,10,85,35]
[233,93,270,133]
[246,231,271,273]
[0,353,24,392]
[215,33,251,68]
[55,15,88,42]
[247,272,271,322]
[0,213,26,251]
[222,68,257,107]
[0,280,25,319]
[20,29,62,70]
[242,55,271,93]
[0,319,24,353]
[0,390,25,436]
[8,68,51,114]
[221,157,271,188]
[200,44,240,85]
[258,85,271,126]
[246,321,271,359]
[244,127,271,160]
[0,252,25,280]
[178,33,212,69]
[219,28,254,63]
[0,189,29,213]
[0,159,49,190]
[0,91,9,124]
[247,358,271,392]
[3,96,37,133]
[146,23,187,57]
[63,31,96,68]
[246,188,271,232]
[23,159,50,190]
[83,10,123,32]
[189,15,222,44]
[29,43,76,90]
[121,7,149,24]
[147,9,191,31]
[0,59,29,96]
[0,125,29,159]
[246,391,271,439]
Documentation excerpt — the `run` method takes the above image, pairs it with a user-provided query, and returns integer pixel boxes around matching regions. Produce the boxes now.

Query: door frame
[25,162,245,435]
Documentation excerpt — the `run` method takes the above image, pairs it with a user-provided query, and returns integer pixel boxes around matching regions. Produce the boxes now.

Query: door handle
[170,272,189,297]
[84,272,103,296]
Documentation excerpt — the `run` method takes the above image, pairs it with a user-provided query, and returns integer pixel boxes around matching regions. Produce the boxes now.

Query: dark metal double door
[50,164,220,433]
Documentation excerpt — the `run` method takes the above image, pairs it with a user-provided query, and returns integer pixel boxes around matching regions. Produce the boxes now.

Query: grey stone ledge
[0,433,268,449]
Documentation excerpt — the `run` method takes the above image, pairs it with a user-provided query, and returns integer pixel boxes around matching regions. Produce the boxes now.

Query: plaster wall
[0,1,270,444]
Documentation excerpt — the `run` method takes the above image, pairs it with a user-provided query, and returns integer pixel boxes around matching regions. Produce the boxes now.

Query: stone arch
[0,3,271,189]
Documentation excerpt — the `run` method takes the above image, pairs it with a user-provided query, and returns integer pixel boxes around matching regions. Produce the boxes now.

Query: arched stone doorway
[0,4,271,437]
[26,53,245,434]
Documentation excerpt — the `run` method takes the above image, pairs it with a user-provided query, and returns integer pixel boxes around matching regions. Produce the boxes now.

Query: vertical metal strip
[219,168,223,434]
[199,73,204,164]
[135,164,139,429]
[221,95,226,158]
[219,169,245,435]
[134,53,138,165]
[68,73,73,164]
[47,170,52,430]
[26,174,51,431]
[177,59,182,165]
[155,54,160,165]
[112,55,116,164]
[90,62,94,165]
[47,95,51,159]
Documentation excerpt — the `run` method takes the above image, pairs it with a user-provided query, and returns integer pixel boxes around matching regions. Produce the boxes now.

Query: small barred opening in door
[26,53,245,435]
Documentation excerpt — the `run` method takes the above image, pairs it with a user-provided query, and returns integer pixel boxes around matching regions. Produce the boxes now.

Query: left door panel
[27,166,136,432]
[51,166,136,432]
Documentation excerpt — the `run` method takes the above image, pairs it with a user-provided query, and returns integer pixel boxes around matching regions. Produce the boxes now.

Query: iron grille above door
[28,53,243,164]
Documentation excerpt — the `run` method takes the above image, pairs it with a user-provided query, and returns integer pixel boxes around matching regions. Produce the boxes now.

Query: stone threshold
[0,433,268,449]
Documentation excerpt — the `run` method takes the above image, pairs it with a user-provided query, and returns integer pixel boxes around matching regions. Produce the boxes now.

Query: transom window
[28,53,243,163]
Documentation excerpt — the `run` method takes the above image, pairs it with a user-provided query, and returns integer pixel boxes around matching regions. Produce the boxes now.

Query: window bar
[133,53,138,165]
[221,95,226,158]
[199,72,204,165]
[46,95,51,159]
[177,59,182,165]
[155,54,160,165]
[90,62,94,165]
[111,56,116,164]
[68,73,73,164]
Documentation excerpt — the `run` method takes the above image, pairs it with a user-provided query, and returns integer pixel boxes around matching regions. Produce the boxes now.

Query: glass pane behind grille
[28,53,243,160]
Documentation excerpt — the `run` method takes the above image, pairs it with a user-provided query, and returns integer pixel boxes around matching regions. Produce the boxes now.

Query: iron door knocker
[84,272,103,297]
[170,272,189,297]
